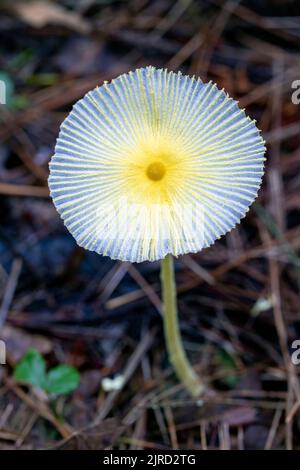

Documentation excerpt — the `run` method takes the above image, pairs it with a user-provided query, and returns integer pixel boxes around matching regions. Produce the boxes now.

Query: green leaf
[46,365,80,395]
[215,348,239,388]
[10,95,29,111]
[26,73,59,87]
[14,349,46,389]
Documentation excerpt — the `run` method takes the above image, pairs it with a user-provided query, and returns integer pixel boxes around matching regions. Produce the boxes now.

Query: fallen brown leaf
[1,325,52,364]
[14,1,90,34]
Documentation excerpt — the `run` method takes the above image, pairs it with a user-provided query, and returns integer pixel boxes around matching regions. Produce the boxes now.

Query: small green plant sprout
[14,349,80,396]
[49,67,265,397]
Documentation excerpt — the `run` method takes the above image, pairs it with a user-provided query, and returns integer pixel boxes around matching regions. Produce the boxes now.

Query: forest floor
[1,0,300,449]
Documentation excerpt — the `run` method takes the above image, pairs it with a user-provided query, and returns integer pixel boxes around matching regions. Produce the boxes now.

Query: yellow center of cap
[146,161,166,181]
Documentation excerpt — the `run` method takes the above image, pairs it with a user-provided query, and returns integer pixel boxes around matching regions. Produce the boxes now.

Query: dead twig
[0,183,49,198]
[0,259,22,329]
